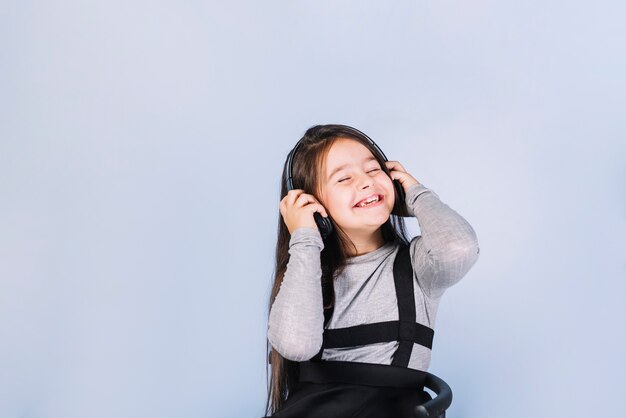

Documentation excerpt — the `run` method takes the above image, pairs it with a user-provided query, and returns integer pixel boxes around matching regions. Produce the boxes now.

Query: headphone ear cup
[391,180,409,217]
[313,211,334,239]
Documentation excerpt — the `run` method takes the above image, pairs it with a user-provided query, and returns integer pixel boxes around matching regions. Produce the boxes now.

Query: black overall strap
[299,360,427,389]
[310,279,334,362]
[322,320,433,350]
[391,242,418,367]
[309,242,434,365]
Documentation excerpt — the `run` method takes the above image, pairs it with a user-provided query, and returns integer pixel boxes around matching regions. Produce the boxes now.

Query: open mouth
[354,195,384,208]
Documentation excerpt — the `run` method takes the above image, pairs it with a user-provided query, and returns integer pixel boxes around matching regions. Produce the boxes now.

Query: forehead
[325,137,375,167]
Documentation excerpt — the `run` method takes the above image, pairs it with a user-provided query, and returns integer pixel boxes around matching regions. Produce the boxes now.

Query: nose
[356,172,375,190]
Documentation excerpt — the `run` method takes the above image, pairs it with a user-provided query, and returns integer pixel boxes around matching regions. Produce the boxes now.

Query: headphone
[285,125,407,240]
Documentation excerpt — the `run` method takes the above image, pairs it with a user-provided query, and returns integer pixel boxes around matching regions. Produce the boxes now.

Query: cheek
[383,177,396,201]
[331,192,349,208]
[320,189,338,209]
[325,189,352,212]
[380,174,393,191]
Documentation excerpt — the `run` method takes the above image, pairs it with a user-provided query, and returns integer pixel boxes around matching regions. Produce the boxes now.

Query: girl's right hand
[280,189,329,235]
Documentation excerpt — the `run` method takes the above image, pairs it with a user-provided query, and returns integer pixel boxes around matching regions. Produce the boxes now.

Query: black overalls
[270,242,436,418]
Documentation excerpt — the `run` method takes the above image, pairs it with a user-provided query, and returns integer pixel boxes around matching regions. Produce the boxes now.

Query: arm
[267,227,325,361]
[406,183,480,299]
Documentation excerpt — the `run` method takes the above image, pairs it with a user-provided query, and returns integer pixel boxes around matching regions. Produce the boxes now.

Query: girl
[264,124,480,418]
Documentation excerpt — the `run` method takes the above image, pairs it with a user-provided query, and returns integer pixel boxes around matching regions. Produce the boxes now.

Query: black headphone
[285,125,407,240]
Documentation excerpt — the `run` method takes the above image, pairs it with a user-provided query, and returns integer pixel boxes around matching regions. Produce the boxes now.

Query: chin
[369,213,392,225]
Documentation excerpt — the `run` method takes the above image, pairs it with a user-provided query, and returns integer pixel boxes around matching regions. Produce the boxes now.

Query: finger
[295,193,317,208]
[280,194,291,210]
[385,161,406,172]
[287,189,304,205]
[391,161,406,173]
[389,170,410,182]
[310,203,328,218]
[294,194,328,216]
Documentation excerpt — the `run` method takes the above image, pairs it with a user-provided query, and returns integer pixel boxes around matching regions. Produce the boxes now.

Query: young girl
[264,124,480,418]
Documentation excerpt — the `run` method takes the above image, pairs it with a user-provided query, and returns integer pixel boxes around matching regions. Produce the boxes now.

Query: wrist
[403,179,419,190]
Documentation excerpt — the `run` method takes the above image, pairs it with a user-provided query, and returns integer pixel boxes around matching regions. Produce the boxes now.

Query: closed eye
[338,168,380,183]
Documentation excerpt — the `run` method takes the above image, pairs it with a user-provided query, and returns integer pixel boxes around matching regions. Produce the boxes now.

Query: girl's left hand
[385,161,420,191]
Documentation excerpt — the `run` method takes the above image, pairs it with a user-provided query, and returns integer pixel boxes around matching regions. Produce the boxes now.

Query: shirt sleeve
[267,227,325,361]
[406,183,480,299]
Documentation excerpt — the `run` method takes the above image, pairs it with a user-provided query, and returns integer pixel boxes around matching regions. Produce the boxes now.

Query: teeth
[358,195,379,207]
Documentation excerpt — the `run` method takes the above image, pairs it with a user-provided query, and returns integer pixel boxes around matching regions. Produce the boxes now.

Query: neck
[344,228,386,257]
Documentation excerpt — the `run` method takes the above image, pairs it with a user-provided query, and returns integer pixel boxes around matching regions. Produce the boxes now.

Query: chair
[261,371,453,418]
[413,371,453,418]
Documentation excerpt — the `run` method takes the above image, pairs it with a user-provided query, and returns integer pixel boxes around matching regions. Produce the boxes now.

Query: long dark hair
[264,124,412,416]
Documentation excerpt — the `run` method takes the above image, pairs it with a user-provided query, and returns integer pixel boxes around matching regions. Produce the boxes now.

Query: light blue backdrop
[1,1,624,418]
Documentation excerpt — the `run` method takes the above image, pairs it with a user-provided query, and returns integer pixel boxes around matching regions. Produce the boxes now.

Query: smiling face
[318,137,396,241]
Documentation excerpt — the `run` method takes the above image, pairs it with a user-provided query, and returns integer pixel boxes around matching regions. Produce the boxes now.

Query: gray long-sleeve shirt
[267,183,480,371]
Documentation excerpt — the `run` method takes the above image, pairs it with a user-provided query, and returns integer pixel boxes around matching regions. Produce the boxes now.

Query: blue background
[1,1,624,417]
